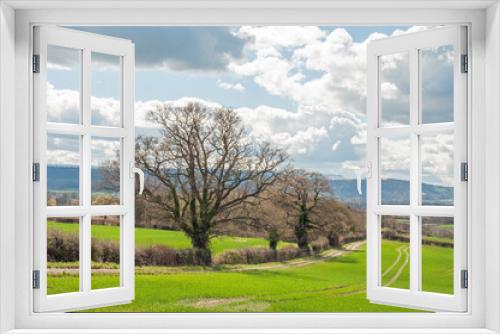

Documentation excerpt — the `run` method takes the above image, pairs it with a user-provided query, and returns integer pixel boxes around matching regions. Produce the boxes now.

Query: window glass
[380,216,410,289]
[91,216,121,290]
[91,137,121,205]
[421,217,454,294]
[91,52,122,127]
[421,45,454,124]
[421,132,454,206]
[380,135,411,205]
[47,216,80,295]
[47,133,80,206]
[47,45,81,124]
[380,52,410,127]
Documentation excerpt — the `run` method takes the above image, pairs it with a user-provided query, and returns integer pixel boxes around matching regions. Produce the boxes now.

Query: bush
[214,246,303,265]
[135,245,178,266]
[91,239,120,263]
[310,237,329,255]
[47,230,312,267]
[276,247,302,262]
[47,230,79,262]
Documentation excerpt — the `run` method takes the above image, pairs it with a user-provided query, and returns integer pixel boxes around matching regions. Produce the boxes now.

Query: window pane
[421,217,454,294]
[91,52,121,127]
[379,52,410,127]
[47,133,80,206]
[380,136,410,205]
[421,132,454,206]
[91,137,121,205]
[380,216,410,289]
[421,45,454,124]
[47,45,81,124]
[91,216,121,290]
[47,216,80,295]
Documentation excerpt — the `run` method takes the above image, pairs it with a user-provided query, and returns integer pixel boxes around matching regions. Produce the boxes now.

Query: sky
[46,25,455,187]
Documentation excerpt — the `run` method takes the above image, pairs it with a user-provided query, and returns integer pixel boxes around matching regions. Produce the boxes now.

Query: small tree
[136,102,287,265]
[278,169,332,254]
[315,199,351,248]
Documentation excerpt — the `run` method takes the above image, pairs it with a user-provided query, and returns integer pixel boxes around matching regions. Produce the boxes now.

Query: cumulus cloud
[226,25,452,179]
[91,137,120,166]
[47,25,454,183]
[216,79,245,91]
[421,133,454,186]
[380,136,411,180]
[46,83,81,123]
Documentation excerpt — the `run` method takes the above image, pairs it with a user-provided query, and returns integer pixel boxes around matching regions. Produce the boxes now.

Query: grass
[422,243,454,294]
[47,221,454,312]
[48,221,293,255]
[381,240,410,289]
[46,240,454,312]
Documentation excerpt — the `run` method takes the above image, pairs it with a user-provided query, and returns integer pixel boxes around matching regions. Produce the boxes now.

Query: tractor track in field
[335,244,410,297]
[382,246,410,287]
[228,241,365,272]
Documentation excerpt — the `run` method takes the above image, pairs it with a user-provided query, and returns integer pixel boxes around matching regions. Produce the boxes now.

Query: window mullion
[81,47,92,293]
[409,47,420,294]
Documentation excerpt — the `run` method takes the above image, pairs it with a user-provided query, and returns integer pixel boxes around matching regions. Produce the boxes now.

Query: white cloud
[331,140,341,151]
[235,26,326,50]
[421,133,454,186]
[47,150,79,166]
[226,26,452,181]
[46,25,454,184]
[216,79,245,92]
[380,82,399,100]
[46,83,80,123]
[91,138,120,166]
[236,105,329,155]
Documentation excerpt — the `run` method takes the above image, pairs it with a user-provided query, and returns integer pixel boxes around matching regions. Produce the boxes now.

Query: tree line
[101,102,364,265]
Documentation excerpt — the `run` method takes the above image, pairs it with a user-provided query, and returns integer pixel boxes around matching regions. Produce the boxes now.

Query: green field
[48,221,293,255]
[47,235,454,312]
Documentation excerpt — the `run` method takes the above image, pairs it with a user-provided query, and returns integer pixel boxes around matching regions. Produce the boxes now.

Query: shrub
[47,230,79,262]
[310,237,329,255]
[275,247,302,262]
[135,245,178,266]
[214,246,303,265]
[91,239,120,263]
[47,230,313,267]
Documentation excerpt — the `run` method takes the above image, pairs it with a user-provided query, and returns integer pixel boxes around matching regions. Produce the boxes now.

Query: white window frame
[366,26,468,312]
[0,1,499,333]
[32,26,136,312]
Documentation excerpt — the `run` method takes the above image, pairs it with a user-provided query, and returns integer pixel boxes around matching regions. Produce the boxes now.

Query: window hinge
[461,269,468,289]
[461,162,468,182]
[32,270,40,289]
[461,54,468,73]
[32,54,40,73]
[32,162,40,182]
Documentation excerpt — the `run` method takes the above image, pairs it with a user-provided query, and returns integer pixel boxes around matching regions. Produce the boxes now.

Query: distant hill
[47,165,105,192]
[47,166,453,207]
[331,179,453,208]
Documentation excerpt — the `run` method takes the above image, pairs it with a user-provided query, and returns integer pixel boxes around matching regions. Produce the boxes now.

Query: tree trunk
[268,228,279,251]
[191,231,212,266]
[294,213,310,255]
[327,232,341,248]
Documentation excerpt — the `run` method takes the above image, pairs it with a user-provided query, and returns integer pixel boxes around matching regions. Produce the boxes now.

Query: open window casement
[366,26,467,312]
[33,26,137,312]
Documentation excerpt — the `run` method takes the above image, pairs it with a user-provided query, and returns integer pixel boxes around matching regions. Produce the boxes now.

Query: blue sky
[47,25,454,186]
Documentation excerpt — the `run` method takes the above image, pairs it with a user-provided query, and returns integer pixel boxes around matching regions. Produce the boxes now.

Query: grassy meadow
[48,221,293,255]
[47,221,454,313]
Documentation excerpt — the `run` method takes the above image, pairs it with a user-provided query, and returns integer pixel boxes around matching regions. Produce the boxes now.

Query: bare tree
[278,169,332,254]
[314,199,353,248]
[136,102,287,265]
